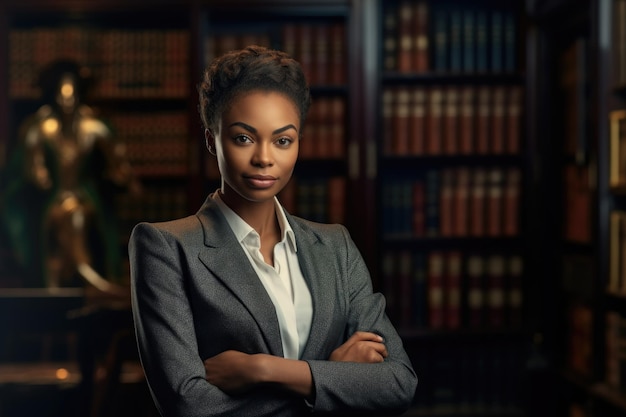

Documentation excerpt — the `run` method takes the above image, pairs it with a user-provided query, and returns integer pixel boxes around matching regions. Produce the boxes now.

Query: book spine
[413,1,429,73]
[445,251,462,329]
[409,88,427,155]
[486,254,506,327]
[428,251,445,329]
[467,254,485,328]
[398,0,414,73]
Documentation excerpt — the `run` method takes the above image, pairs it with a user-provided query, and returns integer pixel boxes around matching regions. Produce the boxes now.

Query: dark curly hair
[198,45,311,135]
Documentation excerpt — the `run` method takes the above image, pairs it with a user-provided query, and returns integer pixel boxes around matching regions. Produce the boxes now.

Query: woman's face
[211,91,300,207]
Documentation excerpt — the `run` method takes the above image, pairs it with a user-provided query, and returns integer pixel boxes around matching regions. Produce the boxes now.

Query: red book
[300,101,317,159]
[507,255,524,327]
[486,255,506,327]
[425,87,444,155]
[469,168,487,237]
[475,86,491,154]
[490,87,506,154]
[459,86,475,154]
[466,254,485,328]
[445,251,462,329]
[397,0,414,73]
[393,88,411,154]
[442,86,459,155]
[506,86,523,154]
[486,168,504,237]
[503,167,521,236]
[412,1,429,72]
[427,251,445,329]
[453,167,470,236]
[408,88,426,155]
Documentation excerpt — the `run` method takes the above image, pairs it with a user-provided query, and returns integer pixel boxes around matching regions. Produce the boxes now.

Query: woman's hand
[329,331,388,363]
[204,350,259,394]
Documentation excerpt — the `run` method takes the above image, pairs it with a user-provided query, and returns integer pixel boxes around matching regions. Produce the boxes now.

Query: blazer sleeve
[305,226,418,415]
[129,221,303,417]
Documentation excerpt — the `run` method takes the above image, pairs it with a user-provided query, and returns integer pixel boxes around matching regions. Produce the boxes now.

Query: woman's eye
[276,137,293,147]
[234,134,252,144]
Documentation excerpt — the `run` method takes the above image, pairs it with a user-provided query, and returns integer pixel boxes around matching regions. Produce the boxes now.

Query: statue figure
[0,60,140,291]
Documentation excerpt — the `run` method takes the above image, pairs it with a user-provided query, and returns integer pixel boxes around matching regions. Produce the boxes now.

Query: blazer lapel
[195,197,283,356]
[288,216,340,358]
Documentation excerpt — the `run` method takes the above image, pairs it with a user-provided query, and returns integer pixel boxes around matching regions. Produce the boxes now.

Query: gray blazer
[129,196,417,417]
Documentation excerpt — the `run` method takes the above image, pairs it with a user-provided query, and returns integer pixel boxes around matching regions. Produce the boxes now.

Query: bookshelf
[0,0,539,415]
[527,0,626,415]
[376,0,530,415]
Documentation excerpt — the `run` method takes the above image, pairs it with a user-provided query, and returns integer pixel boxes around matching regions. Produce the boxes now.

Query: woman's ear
[205,129,216,155]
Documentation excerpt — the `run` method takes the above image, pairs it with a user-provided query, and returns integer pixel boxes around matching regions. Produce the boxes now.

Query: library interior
[0,0,625,416]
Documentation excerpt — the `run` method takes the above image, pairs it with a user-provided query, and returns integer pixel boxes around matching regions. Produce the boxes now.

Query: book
[503,167,521,236]
[467,254,485,328]
[442,87,459,154]
[486,255,506,327]
[453,167,470,236]
[507,255,524,327]
[409,88,427,155]
[475,86,491,154]
[383,6,398,72]
[393,88,411,154]
[426,87,444,155]
[505,86,523,154]
[445,251,462,329]
[412,252,428,327]
[469,168,487,237]
[397,0,414,73]
[413,1,430,72]
[427,251,445,329]
[439,168,455,237]
[490,87,506,154]
[459,86,476,154]
[486,168,504,237]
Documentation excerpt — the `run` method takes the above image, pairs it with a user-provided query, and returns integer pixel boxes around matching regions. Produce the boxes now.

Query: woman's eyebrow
[228,122,298,135]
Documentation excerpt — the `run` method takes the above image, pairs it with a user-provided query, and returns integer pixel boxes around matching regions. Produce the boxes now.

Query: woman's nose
[251,143,273,167]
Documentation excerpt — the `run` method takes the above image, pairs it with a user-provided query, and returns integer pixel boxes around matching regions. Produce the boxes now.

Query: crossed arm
[203,331,388,401]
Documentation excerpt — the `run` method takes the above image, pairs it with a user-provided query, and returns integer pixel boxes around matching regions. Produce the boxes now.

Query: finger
[351,331,384,342]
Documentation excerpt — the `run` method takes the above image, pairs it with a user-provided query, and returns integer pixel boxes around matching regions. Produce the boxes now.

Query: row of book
[382,166,521,238]
[204,22,347,86]
[108,111,191,177]
[300,96,346,159]
[282,23,347,86]
[382,250,523,330]
[115,182,189,237]
[9,28,190,98]
[413,342,523,411]
[383,0,518,74]
[278,176,346,225]
[382,85,523,156]
[613,0,626,88]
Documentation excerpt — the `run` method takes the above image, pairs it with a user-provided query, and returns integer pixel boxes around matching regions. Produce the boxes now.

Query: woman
[129,45,417,417]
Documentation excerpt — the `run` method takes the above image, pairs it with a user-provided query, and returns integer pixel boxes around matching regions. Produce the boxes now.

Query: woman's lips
[244,175,277,189]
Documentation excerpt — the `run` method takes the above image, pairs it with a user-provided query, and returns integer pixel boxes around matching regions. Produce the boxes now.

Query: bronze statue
[1,60,140,290]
